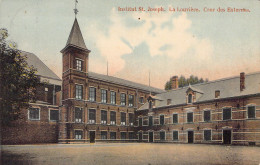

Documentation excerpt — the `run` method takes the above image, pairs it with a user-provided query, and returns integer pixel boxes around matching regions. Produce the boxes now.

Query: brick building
[1,17,260,145]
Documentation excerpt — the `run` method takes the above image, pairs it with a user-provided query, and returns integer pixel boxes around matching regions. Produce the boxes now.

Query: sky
[0,0,259,89]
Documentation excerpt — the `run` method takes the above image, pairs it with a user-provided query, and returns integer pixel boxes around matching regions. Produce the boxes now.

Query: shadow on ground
[1,151,34,165]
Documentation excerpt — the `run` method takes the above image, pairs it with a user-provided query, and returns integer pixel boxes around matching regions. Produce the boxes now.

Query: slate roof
[88,72,164,93]
[61,18,89,52]
[139,72,260,110]
[21,51,62,85]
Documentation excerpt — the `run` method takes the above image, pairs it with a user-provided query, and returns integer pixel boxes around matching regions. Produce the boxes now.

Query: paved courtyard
[1,143,260,165]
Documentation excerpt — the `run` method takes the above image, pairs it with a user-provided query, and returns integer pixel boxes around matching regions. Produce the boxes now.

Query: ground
[1,143,260,165]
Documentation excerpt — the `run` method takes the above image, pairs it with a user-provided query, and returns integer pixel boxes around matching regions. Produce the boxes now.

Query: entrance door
[223,130,232,144]
[90,131,95,143]
[149,132,153,142]
[188,131,194,143]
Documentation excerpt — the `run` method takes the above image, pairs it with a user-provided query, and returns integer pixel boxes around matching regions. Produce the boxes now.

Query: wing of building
[2,17,260,146]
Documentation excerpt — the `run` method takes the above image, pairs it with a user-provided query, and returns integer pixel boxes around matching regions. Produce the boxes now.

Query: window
[101,131,107,140]
[75,84,83,100]
[204,130,211,141]
[188,94,193,103]
[204,110,211,122]
[76,59,82,71]
[120,93,126,105]
[129,132,134,139]
[89,109,96,124]
[160,131,165,141]
[75,130,83,139]
[89,87,96,101]
[128,95,134,107]
[50,110,59,121]
[187,112,193,123]
[149,116,153,126]
[75,107,83,123]
[173,114,178,124]
[223,108,231,120]
[139,117,143,126]
[101,110,107,124]
[160,115,164,125]
[28,108,40,120]
[110,132,116,139]
[247,106,256,119]
[173,131,178,141]
[121,112,126,125]
[139,97,144,104]
[121,132,126,140]
[110,91,116,104]
[215,90,220,98]
[101,89,107,103]
[110,111,116,125]
[129,113,134,126]
[167,99,172,105]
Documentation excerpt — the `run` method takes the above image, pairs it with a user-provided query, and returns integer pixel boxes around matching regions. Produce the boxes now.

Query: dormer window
[188,94,193,103]
[215,90,220,98]
[167,99,172,105]
[76,59,83,71]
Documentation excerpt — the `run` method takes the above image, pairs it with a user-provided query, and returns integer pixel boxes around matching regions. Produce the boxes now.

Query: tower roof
[61,18,89,52]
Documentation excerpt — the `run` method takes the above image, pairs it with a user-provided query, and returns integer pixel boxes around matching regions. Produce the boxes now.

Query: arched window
[188,94,193,103]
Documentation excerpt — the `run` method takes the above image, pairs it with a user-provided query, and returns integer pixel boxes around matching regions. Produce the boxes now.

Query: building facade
[1,18,260,146]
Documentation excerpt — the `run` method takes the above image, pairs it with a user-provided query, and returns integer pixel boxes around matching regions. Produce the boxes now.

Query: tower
[59,17,90,142]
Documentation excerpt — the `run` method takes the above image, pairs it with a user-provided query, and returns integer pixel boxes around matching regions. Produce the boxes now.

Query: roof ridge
[88,71,164,91]
[161,71,260,94]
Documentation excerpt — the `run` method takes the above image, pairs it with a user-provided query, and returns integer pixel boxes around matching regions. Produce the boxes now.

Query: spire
[61,18,89,53]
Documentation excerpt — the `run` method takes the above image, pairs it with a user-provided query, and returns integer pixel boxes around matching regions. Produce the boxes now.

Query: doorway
[89,131,95,143]
[223,130,232,144]
[149,132,153,142]
[188,131,194,143]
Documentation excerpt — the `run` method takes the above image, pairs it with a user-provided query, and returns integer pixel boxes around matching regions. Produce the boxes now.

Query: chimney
[240,72,245,91]
[171,76,178,89]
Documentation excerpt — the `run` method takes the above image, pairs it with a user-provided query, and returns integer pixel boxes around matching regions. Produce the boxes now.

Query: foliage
[165,75,209,90]
[0,28,41,126]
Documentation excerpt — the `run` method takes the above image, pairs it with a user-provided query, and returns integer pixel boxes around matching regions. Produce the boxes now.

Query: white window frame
[110,91,116,105]
[246,104,256,119]
[49,109,59,121]
[75,107,83,123]
[120,112,126,125]
[222,107,232,121]
[187,112,194,123]
[75,84,83,100]
[128,94,134,107]
[101,89,107,103]
[74,129,83,140]
[120,93,126,106]
[28,107,40,121]
[89,86,96,102]
[138,117,143,126]
[76,58,83,71]
[203,129,212,141]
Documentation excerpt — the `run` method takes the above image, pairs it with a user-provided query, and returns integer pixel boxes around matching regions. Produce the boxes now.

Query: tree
[0,28,41,126]
[165,75,209,90]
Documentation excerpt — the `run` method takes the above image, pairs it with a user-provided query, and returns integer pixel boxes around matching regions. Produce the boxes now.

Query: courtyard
[1,143,260,165]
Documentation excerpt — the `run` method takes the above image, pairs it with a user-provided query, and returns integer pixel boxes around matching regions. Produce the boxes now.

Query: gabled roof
[21,51,62,85]
[61,18,89,52]
[139,72,260,110]
[88,72,164,93]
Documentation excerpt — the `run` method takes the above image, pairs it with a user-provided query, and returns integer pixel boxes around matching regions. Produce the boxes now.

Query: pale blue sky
[0,0,259,88]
